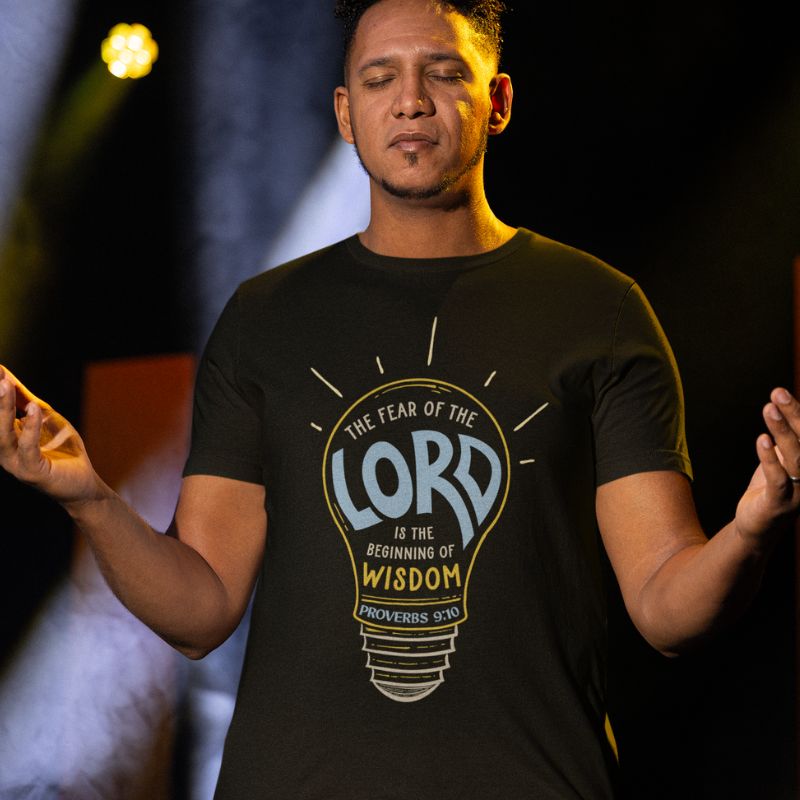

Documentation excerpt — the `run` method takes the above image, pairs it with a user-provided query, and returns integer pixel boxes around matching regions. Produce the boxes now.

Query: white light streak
[310,367,343,398]
[427,317,438,367]
[513,402,549,432]
[484,370,497,387]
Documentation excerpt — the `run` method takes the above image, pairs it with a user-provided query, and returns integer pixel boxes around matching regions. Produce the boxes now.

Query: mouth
[389,132,436,151]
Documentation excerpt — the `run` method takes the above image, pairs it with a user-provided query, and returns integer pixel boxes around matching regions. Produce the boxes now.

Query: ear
[334,85,355,145]
[488,74,513,135]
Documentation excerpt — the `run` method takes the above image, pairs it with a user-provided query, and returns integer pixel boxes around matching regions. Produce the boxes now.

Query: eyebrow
[357,52,466,76]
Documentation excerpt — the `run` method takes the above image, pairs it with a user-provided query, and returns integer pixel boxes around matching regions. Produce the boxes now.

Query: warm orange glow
[101,23,158,80]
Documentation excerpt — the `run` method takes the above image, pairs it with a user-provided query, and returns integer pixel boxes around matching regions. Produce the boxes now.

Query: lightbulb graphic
[323,379,510,702]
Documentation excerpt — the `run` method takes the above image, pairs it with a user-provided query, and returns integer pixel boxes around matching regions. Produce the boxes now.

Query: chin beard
[352,127,488,202]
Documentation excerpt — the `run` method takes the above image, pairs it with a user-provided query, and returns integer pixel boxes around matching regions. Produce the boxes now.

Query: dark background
[2,1,799,797]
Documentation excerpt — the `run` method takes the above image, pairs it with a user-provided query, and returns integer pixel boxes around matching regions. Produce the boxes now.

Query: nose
[391,74,434,119]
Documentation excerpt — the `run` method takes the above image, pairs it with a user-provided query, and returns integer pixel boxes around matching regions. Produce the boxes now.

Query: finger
[2,366,44,411]
[770,387,800,433]
[0,365,51,435]
[763,401,800,479]
[0,371,18,452]
[756,433,796,501]
[0,369,9,405]
[0,366,14,404]
[17,402,46,476]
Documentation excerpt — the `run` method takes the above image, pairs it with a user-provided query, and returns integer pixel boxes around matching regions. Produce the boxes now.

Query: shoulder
[203,238,355,347]
[497,228,638,316]
[236,238,354,302]
[210,238,359,335]
[514,228,633,287]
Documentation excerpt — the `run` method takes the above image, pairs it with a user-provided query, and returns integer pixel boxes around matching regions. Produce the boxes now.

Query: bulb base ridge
[360,624,458,702]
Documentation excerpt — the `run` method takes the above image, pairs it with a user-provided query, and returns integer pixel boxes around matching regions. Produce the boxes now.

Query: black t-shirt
[185,228,691,799]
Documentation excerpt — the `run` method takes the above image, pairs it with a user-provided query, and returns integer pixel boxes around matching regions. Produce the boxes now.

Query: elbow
[178,645,213,661]
[635,617,706,659]
[165,607,243,660]
[630,608,698,659]
[638,628,682,658]
[651,642,683,659]
[170,635,225,660]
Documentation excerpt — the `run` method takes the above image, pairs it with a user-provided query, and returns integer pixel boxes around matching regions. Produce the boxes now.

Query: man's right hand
[0,365,104,506]
[1,364,267,658]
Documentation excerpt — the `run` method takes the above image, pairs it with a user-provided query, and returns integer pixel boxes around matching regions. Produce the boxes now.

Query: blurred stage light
[101,23,158,79]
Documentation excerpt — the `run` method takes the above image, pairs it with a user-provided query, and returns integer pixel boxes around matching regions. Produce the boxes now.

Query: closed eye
[363,76,394,89]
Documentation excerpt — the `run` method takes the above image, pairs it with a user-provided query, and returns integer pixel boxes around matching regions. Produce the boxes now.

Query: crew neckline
[345,228,530,273]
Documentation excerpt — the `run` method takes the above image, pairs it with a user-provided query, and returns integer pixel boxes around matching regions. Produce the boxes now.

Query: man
[1,0,798,796]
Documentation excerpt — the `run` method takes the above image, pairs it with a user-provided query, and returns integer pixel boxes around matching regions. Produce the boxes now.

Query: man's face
[335,0,509,202]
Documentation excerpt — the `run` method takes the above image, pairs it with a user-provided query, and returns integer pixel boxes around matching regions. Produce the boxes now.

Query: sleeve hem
[183,453,263,485]
[596,450,693,487]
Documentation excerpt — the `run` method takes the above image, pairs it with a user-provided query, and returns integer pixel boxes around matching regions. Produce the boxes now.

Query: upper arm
[170,473,267,634]
[596,470,706,632]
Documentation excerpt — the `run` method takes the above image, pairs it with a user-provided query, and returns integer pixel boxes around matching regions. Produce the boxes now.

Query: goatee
[351,127,488,202]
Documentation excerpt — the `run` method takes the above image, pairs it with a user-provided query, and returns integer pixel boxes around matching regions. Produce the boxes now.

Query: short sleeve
[592,282,692,485]
[183,291,264,484]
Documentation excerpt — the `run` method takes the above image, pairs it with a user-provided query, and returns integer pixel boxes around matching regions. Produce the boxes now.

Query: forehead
[350,0,489,71]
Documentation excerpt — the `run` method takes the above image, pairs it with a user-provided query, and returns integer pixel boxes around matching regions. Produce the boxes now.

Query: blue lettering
[454,434,502,526]
[362,441,414,519]
[331,431,503,547]
[412,430,474,548]
[332,448,381,530]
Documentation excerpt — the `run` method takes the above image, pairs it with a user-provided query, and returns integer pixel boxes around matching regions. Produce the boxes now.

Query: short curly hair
[334,0,507,75]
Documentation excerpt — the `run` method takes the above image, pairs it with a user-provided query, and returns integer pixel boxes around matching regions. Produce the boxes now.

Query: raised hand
[735,387,800,548]
[0,365,102,506]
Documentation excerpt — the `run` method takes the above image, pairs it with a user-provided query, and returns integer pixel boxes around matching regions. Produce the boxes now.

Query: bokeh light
[101,23,158,79]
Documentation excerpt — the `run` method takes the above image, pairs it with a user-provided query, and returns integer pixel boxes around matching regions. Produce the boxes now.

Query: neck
[358,182,516,259]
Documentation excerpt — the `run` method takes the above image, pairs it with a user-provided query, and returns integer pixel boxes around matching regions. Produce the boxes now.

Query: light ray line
[310,367,343,398]
[519,458,536,465]
[484,370,497,387]
[427,317,438,367]
[513,402,549,432]
[310,422,322,432]
[376,356,384,374]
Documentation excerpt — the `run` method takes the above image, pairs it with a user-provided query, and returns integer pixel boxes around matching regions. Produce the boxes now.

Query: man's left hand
[735,388,800,551]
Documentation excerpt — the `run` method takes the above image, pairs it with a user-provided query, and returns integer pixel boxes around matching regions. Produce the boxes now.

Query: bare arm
[66,476,265,658]
[597,388,799,656]
[0,366,266,658]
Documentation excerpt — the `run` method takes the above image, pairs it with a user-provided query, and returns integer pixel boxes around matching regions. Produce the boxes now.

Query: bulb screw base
[360,624,459,702]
